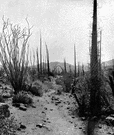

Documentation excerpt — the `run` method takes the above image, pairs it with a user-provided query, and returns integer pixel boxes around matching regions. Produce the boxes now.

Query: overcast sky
[0,0,114,65]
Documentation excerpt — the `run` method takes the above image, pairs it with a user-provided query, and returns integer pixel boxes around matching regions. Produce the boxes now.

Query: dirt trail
[9,79,85,135]
[5,78,114,135]
[43,95,82,135]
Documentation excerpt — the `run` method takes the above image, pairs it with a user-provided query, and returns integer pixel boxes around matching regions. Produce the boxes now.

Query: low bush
[55,77,64,85]
[30,81,43,97]
[0,95,5,103]
[12,91,33,105]
[63,73,73,93]
[0,116,18,135]
[71,75,91,117]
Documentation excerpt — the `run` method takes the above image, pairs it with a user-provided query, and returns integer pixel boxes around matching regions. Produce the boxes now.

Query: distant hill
[49,61,74,72]
[49,62,89,72]
[29,61,89,72]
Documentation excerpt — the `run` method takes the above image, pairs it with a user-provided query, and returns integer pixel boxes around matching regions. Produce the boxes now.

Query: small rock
[20,124,26,129]
[19,104,27,111]
[17,128,21,131]
[98,124,102,129]
[31,105,36,108]
[72,116,75,119]
[107,132,112,134]
[81,117,86,121]
[36,124,43,128]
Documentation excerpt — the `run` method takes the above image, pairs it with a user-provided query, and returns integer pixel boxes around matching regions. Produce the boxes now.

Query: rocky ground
[1,78,114,135]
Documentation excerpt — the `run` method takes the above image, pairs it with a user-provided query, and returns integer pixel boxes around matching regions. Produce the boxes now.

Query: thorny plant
[0,17,32,94]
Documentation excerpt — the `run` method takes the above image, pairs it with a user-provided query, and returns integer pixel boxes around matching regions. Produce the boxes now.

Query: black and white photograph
[0,0,113,135]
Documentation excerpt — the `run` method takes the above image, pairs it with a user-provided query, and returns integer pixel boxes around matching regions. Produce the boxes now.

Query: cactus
[78,62,80,77]
[74,44,77,78]
[82,63,85,76]
[64,58,67,74]
[45,43,50,76]
[90,0,101,116]
[36,47,40,75]
[40,31,42,74]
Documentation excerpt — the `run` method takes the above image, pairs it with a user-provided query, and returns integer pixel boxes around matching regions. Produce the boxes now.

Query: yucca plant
[0,18,31,94]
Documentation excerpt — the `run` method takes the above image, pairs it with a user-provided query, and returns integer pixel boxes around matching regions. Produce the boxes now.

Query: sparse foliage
[12,91,33,105]
[0,116,18,135]
[0,18,31,94]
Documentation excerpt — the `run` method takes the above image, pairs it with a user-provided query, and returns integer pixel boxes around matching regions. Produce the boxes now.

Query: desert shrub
[12,91,33,105]
[72,75,91,117]
[55,77,64,85]
[30,81,43,96]
[0,18,31,94]
[72,72,113,118]
[55,74,73,93]
[0,67,5,78]
[0,95,5,102]
[28,67,38,82]
[63,73,73,93]
[0,116,18,135]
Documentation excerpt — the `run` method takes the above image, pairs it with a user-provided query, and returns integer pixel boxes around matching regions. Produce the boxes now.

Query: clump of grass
[12,91,33,105]
[0,116,18,135]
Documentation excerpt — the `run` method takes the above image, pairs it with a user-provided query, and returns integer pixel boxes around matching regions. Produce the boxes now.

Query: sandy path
[9,80,84,135]
[5,78,114,135]
[43,96,81,135]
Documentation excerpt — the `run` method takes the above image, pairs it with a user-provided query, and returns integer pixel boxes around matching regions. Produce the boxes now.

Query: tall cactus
[87,1,102,134]
[45,43,50,75]
[82,63,85,76]
[78,62,80,77]
[90,0,101,116]
[40,31,42,74]
[64,58,67,73]
[74,44,77,78]
[42,56,45,74]
[36,47,39,75]
[45,56,47,72]
[98,30,102,75]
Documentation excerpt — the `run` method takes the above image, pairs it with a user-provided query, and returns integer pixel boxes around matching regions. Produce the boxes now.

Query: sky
[0,0,114,65]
